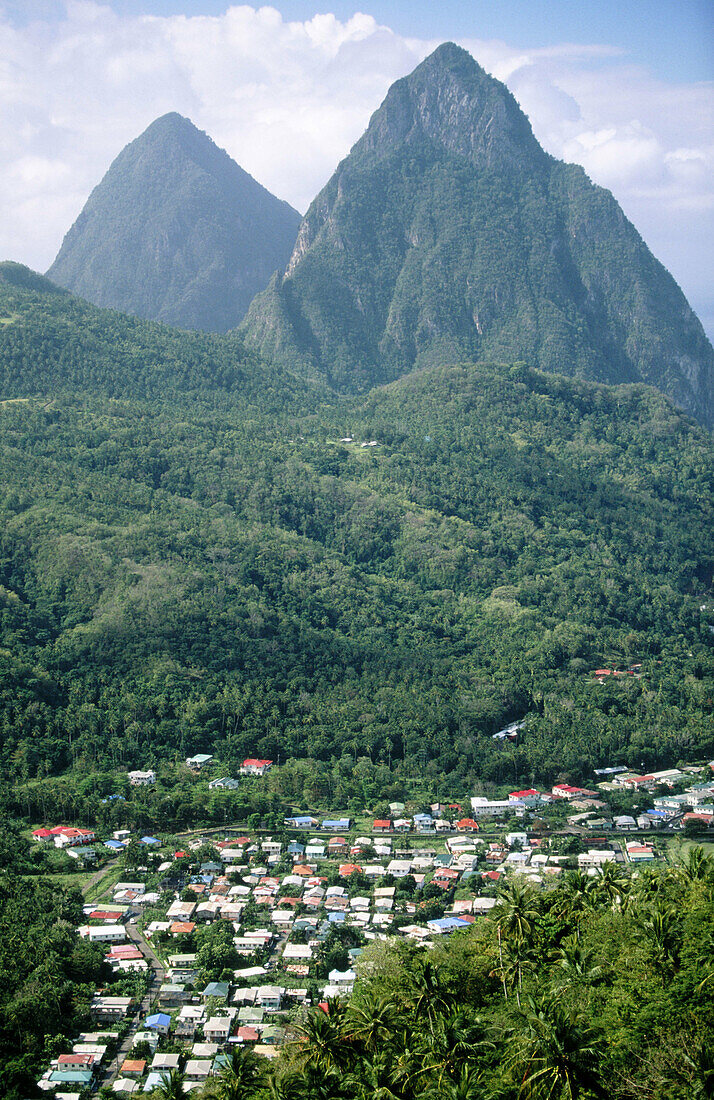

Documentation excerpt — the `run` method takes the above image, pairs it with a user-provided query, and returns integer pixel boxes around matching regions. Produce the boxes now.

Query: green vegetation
[1,288,711,815]
[0,261,314,407]
[47,112,301,332]
[0,825,109,1099]
[242,43,713,427]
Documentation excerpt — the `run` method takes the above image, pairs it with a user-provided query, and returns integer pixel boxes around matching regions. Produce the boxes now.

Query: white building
[128,770,156,786]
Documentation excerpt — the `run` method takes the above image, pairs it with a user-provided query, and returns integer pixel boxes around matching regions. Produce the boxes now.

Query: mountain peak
[242,45,713,426]
[356,41,545,171]
[47,114,301,332]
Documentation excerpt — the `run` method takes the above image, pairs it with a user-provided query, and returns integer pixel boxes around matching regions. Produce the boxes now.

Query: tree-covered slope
[241,43,714,428]
[0,261,314,410]
[47,113,301,332]
[0,352,711,792]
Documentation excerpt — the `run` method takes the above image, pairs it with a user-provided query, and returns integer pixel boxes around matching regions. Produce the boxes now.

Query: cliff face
[241,44,713,426]
[48,113,301,333]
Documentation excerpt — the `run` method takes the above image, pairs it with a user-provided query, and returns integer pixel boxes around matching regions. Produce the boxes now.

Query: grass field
[665,836,714,864]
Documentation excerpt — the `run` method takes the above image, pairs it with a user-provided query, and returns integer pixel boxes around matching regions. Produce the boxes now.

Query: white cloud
[0,2,712,337]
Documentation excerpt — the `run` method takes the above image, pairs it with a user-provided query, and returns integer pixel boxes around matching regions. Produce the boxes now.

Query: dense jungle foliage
[0,825,110,1099]
[0,272,712,817]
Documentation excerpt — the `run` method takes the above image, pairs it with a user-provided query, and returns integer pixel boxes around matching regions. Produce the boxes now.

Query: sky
[1,0,713,337]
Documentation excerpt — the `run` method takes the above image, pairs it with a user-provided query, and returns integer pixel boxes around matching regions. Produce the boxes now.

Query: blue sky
[1,0,712,336]
[7,0,711,82]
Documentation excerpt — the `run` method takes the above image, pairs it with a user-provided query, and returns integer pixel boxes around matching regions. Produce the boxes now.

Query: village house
[128,769,156,786]
[240,758,273,776]
[256,985,283,1010]
[119,1059,146,1080]
[551,784,588,800]
[151,1053,181,1073]
[49,825,96,848]
[509,789,547,807]
[470,797,512,817]
[204,1016,232,1043]
[185,753,213,771]
[175,1006,204,1037]
[91,995,133,1020]
[185,1059,213,1083]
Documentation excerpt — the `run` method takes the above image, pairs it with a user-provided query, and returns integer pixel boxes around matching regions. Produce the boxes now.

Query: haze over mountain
[47,113,301,332]
[241,43,714,428]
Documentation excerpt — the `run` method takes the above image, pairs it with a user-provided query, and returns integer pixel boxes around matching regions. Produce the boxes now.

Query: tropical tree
[592,861,629,909]
[344,991,402,1052]
[494,880,540,1002]
[550,936,604,989]
[290,1002,351,1072]
[507,995,605,1099]
[676,845,714,886]
[213,1046,266,1099]
[150,1067,187,1100]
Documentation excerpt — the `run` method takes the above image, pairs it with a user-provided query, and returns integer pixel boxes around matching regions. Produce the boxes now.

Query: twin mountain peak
[46,42,714,427]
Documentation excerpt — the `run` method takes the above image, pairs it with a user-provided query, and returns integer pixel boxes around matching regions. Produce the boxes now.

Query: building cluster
[32,760,714,1095]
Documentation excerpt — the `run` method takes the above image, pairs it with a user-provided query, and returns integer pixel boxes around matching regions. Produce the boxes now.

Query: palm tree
[151,1067,187,1100]
[553,871,598,932]
[408,959,452,1033]
[634,903,680,972]
[676,845,714,886]
[550,935,604,989]
[495,880,540,1002]
[343,1051,405,1100]
[497,879,541,943]
[417,1008,496,1088]
[592,861,629,909]
[213,1046,266,1099]
[291,1002,351,1072]
[345,990,403,1052]
[432,1063,502,1100]
[508,995,605,1099]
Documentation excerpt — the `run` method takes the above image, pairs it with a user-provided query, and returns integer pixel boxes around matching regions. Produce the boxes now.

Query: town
[31,756,714,1096]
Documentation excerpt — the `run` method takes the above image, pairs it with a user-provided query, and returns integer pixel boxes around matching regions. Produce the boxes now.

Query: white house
[240,758,273,777]
[470,798,512,818]
[88,924,126,943]
[203,1017,231,1043]
[128,770,156,786]
[255,986,283,1010]
[185,754,213,770]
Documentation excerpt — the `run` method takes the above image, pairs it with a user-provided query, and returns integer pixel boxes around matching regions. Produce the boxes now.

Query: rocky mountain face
[47,113,301,332]
[241,43,713,427]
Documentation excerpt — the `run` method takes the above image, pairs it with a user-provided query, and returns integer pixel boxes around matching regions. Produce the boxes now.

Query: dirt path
[81,857,118,897]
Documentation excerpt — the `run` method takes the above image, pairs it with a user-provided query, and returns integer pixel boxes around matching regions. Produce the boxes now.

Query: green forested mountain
[241,43,714,428]
[0,271,712,799]
[0,261,313,409]
[47,113,301,332]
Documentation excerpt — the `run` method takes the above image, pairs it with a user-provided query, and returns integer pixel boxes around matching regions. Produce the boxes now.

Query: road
[96,918,166,1089]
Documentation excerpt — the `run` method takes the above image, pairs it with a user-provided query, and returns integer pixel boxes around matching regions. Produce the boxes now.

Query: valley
[0,31,712,1100]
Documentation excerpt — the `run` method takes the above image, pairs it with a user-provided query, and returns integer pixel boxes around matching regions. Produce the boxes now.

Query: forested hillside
[1,269,712,806]
[0,261,314,408]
